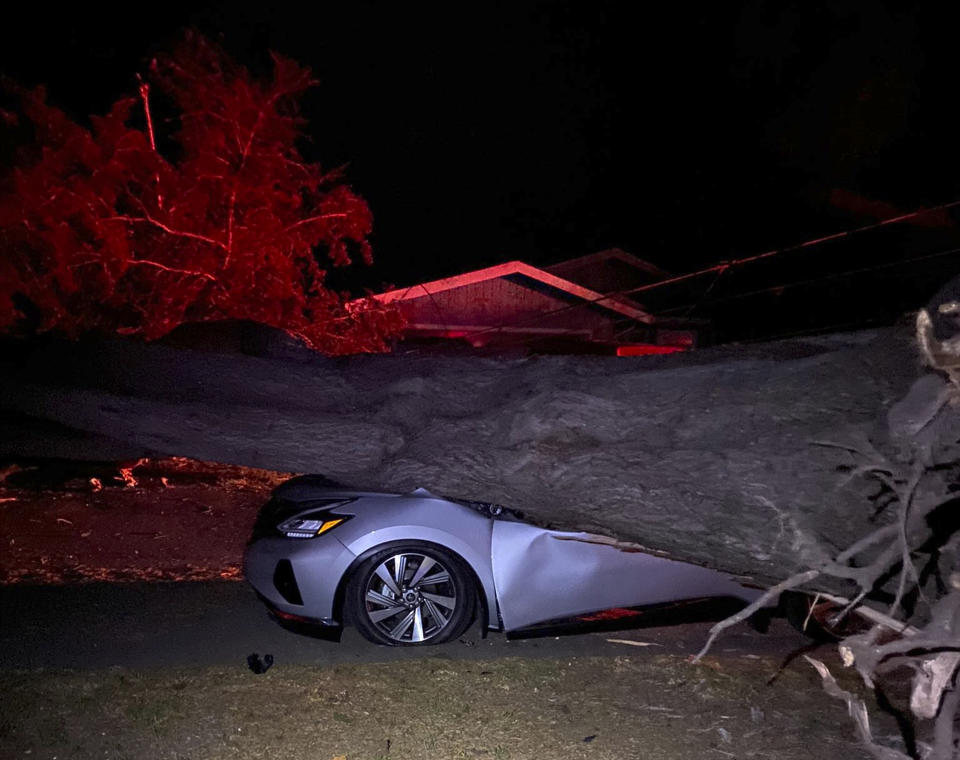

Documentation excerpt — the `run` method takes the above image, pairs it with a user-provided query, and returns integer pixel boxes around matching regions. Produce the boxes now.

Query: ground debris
[246,653,274,674]
[0,656,886,760]
[0,457,271,584]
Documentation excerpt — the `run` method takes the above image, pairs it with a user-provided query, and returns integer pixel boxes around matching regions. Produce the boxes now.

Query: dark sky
[2,1,959,339]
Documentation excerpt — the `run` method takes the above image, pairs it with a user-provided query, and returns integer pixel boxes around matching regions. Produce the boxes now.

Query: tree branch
[125,259,217,281]
[804,656,914,760]
[283,212,348,234]
[692,569,821,663]
[103,215,228,251]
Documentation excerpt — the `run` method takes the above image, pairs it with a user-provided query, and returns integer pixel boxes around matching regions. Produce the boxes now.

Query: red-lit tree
[0,32,401,353]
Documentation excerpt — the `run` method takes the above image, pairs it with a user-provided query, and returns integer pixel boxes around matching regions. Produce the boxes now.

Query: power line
[622,197,960,297]
[657,247,960,316]
[457,197,960,343]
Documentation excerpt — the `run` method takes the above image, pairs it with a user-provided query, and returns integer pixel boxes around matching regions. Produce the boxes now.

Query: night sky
[2,1,959,340]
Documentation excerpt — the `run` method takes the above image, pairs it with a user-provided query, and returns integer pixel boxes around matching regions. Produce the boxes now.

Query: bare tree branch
[692,569,820,663]
[103,215,228,251]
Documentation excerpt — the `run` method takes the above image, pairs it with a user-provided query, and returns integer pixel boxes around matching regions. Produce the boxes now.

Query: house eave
[367,260,655,324]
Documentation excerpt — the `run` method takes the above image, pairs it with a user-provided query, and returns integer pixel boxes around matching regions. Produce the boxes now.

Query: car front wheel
[346,543,476,646]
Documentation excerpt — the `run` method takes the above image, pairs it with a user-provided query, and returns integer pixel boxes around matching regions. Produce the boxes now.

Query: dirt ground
[0,457,289,584]
[0,654,897,760]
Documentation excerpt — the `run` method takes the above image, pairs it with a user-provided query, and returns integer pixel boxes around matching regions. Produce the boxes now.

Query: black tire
[346,542,476,646]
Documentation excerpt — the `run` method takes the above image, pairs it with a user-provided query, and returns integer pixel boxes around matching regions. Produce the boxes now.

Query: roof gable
[544,247,669,280]
[370,260,653,323]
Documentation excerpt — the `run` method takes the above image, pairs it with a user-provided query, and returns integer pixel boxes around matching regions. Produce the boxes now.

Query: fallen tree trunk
[0,324,929,587]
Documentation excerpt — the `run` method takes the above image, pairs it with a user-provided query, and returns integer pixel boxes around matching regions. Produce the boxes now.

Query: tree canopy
[0,32,401,353]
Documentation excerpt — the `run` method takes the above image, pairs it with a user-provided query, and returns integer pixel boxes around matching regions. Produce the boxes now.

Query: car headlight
[277,512,351,539]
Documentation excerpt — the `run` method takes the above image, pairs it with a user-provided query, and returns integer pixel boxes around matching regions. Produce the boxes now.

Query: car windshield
[443,496,534,524]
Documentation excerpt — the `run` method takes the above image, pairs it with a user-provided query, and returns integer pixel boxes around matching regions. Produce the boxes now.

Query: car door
[490,520,762,632]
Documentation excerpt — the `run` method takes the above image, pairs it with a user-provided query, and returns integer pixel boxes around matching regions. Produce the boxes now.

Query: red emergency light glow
[577,607,644,622]
[616,344,685,357]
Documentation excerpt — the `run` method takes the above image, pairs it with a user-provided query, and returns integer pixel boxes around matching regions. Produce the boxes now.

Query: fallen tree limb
[0,326,926,586]
[804,656,915,760]
[692,569,820,662]
[689,281,960,759]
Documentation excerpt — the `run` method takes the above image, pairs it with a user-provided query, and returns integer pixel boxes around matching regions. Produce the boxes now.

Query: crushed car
[244,475,797,646]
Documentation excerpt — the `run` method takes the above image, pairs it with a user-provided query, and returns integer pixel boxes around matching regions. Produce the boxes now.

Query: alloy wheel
[361,551,459,644]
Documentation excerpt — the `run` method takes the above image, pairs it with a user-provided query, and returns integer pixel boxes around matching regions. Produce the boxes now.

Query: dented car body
[244,475,767,646]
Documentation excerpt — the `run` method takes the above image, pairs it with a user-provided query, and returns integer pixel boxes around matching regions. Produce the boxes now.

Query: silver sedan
[244,475,771,646]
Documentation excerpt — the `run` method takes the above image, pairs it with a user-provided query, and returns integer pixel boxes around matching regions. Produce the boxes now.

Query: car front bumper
[243,534,358,625]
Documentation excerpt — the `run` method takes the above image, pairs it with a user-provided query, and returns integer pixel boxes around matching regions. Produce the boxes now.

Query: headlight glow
[277,514,346,539]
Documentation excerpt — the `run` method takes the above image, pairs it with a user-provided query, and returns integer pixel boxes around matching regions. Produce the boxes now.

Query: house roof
[543,247,669,281]
[370,260,654,323]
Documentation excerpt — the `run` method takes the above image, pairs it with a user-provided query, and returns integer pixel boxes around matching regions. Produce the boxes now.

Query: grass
[0,653,889,760]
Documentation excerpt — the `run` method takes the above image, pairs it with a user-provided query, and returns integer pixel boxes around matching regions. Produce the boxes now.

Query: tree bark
[0,324,932,586]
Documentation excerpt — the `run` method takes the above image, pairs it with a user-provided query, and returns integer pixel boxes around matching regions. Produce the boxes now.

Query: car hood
[250,477,406,543]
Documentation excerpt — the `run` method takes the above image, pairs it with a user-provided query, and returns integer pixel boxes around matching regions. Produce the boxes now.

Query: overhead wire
[622,196,960,297]
[523,248,954,350]
[454,197,960,343]
[656,247,960,316]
